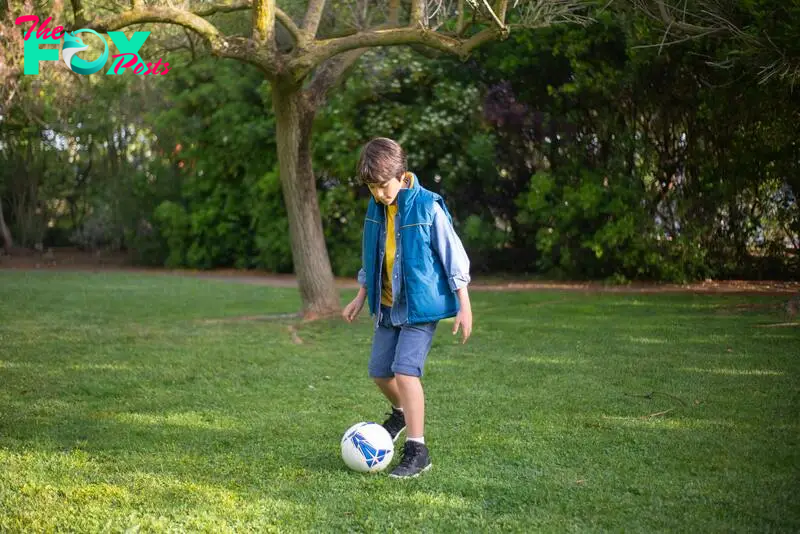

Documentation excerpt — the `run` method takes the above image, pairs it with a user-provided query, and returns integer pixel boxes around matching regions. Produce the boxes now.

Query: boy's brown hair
[358,137,407,185]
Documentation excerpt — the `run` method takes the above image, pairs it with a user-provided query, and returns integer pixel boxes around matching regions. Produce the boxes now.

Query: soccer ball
[341,422,394,473]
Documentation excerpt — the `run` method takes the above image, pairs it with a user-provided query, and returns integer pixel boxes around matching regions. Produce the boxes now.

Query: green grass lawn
[1,271,798,532]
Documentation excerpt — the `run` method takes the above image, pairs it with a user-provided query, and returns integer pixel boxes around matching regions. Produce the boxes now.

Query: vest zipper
[399,206,410,323]
[377,205,386,325]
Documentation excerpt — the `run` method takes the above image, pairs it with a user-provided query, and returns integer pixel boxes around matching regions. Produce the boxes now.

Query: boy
[342,137,473,478]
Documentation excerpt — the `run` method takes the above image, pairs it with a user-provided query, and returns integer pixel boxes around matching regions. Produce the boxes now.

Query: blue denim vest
[362,179,460,325]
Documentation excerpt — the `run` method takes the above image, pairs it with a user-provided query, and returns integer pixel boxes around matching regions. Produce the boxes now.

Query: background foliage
[1,2,797,281]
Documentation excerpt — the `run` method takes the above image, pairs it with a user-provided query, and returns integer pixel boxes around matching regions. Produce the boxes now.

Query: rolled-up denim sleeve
[357,267,367,288]
[431,202,471,291]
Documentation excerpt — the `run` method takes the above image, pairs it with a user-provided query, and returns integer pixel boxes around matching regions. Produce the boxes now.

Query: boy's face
[368,176,403,206]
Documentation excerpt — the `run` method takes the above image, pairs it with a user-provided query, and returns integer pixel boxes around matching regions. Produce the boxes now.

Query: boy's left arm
[431,202,472,343]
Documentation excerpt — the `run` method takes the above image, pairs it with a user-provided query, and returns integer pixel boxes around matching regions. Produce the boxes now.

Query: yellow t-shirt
[381,173,413,306]
[381,203,398,306]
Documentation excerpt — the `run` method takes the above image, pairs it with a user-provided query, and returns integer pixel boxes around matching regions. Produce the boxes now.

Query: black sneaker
[389,441,432,478]
[382,407,406,443]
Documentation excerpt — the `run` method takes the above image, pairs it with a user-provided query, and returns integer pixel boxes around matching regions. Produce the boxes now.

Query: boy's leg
[395,374,424,438]
[373,377,401,408]
[375,377,406,442]
[368,307,406,441]
[391,320,437,438]
[389,321,437,478]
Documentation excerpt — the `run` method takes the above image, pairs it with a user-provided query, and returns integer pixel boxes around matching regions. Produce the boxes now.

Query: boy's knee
[373,376,394,386]
[394,372,421,383]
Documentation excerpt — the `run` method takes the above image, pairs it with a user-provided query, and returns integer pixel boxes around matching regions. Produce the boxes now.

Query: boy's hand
[453,307,472,344]
[342,289,367,323]
[453,286,472,343]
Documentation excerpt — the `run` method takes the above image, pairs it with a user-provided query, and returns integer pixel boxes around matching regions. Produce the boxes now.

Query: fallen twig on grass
[198,313,302,324]
[640,408,675,419]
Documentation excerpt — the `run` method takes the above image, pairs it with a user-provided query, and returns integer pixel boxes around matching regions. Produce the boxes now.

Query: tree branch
[462,26,504,53]
[185,2,304,45]
[189,0,297,41]
[252,0,275,43]
[83,7,223,42]
[295,28,457,73]
[457,0,465,34]
[289,24,508,81]
[655,0,705,34]
[192,0,251,16]
[152,28,200,60]
[630,28,718,50]
[305,47,367,109]
[516,0,593,28]
[634,0,722,35]
[302,0,326,37]
[480,0,506,30]
[184,26,197,61]
[70,0,86,25]
[495,0,508,22]
[79,7,281,75]
[388,0,401,25]
[275,8,303,43]
[411,0,425,27]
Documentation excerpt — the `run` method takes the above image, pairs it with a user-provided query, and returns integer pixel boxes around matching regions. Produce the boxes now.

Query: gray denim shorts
[368,306,438,378]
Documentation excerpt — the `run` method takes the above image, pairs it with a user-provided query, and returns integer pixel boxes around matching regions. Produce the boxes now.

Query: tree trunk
[271,82,340,319]
[0,199,12,254]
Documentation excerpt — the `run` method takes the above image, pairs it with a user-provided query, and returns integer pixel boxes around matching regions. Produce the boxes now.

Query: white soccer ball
[341,422,394,473]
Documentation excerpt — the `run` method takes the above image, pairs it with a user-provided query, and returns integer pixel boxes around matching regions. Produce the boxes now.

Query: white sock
[392,405,404,412]
[408,436,425,445]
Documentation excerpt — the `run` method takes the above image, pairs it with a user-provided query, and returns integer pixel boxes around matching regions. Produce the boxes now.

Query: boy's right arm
[342,269,368,322]
[343,286,367,322]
